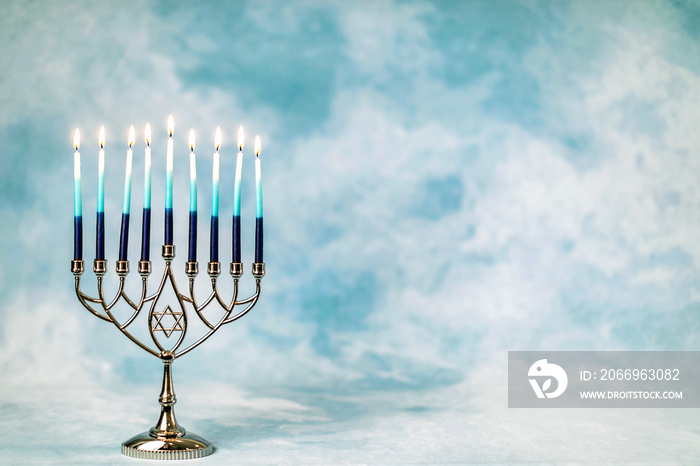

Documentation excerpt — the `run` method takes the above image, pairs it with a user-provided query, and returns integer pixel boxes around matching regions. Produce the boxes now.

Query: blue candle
[73,129,82,261]
[96,126,106,261]
[141,124,152,262]
[165,115,174,246]
[232,126,244,263]
[188,129,197,262]
[210,127,221,263]
[118,126,135,261]
[254,135,263,263]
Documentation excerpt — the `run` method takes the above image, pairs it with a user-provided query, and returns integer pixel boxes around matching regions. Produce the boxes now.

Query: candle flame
[238,125,244,151]
[73,129,80,151]
[145,123,151,146]
[215,126,222,151]
[167,115,174,138]
[255,135,261,156]
[128,125,135,148]
[189,129,195,151]
[98,126,105,149]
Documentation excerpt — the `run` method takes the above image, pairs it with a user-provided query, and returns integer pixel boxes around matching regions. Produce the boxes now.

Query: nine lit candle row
[72,116,264,266]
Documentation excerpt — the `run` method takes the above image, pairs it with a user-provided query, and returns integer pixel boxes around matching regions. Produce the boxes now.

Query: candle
[73,129,83,261]
[188,129,197,262]
[140,123,152,262]
[165,115,174,246]
[232,126,244,263]
[254,135,263,263]
[118,126,135,261]
[96,125,106,261]
[210,127,221,263]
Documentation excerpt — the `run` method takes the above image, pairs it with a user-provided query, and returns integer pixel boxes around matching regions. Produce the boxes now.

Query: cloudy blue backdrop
[1,0,700,463]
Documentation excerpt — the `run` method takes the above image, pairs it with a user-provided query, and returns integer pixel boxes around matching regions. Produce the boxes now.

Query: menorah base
[121,431,213,460]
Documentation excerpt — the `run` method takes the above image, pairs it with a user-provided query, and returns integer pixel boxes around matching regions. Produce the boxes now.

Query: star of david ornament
[151,305,185,338]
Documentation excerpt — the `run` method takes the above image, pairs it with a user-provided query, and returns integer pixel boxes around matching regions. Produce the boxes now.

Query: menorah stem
[121,352,213,459]
[150,352,184,438]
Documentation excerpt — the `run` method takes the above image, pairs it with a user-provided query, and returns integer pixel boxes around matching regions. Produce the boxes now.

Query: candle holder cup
[72,244,264,460]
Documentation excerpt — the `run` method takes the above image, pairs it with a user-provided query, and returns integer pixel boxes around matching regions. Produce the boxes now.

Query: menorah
[70,120,265,460]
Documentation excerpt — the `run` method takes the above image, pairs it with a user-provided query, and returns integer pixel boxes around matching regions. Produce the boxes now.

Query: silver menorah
[71,249,264,459]
[70,123,265,460]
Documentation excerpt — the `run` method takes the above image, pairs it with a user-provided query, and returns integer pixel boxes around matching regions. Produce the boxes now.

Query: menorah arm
[75,276,113,323]
[119,277,147,311]
[206,276,238,313]
[223,279,261,325]
[174,298,234,359]
[190,278,219,312]
[231,282,260,306]
[73,273,159,357]
[97,277,126,312]
[90,273,160,357]
[118,277,153,330]
[188,278,219,329]
[103,304,161,358]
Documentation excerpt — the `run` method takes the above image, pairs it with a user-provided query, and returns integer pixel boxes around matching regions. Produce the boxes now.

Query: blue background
[1,0,700,463]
